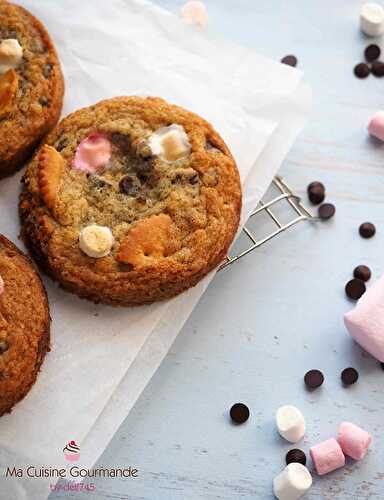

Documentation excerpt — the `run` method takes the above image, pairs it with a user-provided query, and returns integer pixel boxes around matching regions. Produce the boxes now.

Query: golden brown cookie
[0,234,50,417]
[0,0,64,178]
[20,96,242,306]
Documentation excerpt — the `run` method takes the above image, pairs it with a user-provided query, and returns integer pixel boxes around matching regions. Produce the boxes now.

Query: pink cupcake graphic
[63,440,80,462]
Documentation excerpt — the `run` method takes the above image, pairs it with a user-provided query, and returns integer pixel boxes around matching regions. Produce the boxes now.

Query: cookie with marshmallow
[0,1,64,177]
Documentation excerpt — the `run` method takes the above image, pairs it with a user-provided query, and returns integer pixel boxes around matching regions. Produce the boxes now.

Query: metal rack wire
[219,175,319,270]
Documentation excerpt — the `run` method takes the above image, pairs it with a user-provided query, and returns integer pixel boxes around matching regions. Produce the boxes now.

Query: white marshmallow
[0,39,23,74]
[276,405,306,443]
[273,463,312,500]
[148,124,191,163]
[360,3,384,37]
[79,225,114,258]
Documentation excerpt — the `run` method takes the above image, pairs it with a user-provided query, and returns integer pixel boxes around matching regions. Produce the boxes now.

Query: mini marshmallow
[73,133,111,174]
[79,225,114,258]
[360,3,384,37]
[338,422,372,460]
[368,111,384,141]
[0,39,23,74]
[273,463,312,500]
[344,273,384,362]
[310,438,345,476]
[148,124,191,163]
[0,275,4,296]
[181,1,208,29]
[276,406,306,443]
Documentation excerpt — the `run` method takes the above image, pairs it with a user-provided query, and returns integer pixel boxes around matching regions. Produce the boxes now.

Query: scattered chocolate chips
[341,367,359,386]
[353,265,371,282]
[0,341,10,354]
[354,63,370,79]
[281,55,297,67]
[308,186,325,205]
[345,278,366,300]
[286,449,307,466]
[119,175,138,195]
[364,44,381,62]
[318,203,336,220]
[371,60,384,77]
[229,403,250,424]
[304,369,324,389]
[359,222,376,238]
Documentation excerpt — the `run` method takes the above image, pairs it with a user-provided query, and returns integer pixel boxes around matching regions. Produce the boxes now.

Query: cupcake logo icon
[63,441,80,462]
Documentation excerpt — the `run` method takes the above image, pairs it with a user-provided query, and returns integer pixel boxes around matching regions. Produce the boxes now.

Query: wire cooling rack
[219,175,318,270]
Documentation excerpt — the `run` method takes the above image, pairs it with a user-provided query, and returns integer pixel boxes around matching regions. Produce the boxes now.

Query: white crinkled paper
[0,0,311,498]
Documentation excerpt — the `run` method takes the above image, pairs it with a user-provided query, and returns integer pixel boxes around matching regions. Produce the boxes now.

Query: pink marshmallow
[368,111,384,141]
[338,422,372,461]
[73,133,111,174]
[310,438,345,475]
[344,274,384,362]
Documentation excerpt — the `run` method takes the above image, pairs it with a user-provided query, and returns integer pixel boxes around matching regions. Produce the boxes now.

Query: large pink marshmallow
[344,274,384,362]
[310,438,345,475]
[338,422,372,461]
[368,111,384,141]
[73,133,111,174]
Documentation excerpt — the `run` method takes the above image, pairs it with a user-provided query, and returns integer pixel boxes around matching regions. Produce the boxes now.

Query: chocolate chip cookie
[0,234,50,417]
[0,0,64,178]
[20,96,242,306]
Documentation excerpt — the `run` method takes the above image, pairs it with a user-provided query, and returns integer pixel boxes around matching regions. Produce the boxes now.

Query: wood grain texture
[49,0,384,498]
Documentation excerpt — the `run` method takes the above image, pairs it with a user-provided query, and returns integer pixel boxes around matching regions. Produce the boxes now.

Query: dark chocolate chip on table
[304,369,324,389]
[365,44,381,62]
[354,63,370,79]
[229,403,250,424]
[286,449,307,466]
[353,265,371,282]
[381,362,384,370]
[307,181,325,193]
[341,367,359,386]
[345,278,366,300]
[318,203,336,220]
[281,55,297,67]
[359,222,376,238]
[371,60,384,77]
[308,186,325,205]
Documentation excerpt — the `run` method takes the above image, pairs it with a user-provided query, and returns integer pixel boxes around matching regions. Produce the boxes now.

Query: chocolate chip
[55,137,68,152]
[42,62,53,78]
[359,222,376,238]
[119,175,138,195]
[286,449,307,466]
[189,174,199,185]
[381,362,384,370]
[353,265,371,282]
[345,278,366,300]
[341,367,359,386]
[371,60,384,77]
[307,181,325,193]
[308,186,325,205]
[304,369,324,389]
[365,44,381,62]
[39,96,49,107]
[281,55,297,67]
[111,133,131,150]
[318,203,336,220]
[229,403,250,424]
[354,63,370,78]
[0,341,10,354]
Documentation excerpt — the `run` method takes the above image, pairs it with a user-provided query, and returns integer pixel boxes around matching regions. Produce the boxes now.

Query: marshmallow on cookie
[0,39,23,74]
[148,124,191,163]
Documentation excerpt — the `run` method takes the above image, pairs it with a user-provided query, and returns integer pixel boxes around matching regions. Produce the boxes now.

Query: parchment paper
[0,1,311,498]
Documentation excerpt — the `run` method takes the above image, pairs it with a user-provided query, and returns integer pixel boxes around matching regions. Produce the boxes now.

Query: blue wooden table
[51,1,384,498]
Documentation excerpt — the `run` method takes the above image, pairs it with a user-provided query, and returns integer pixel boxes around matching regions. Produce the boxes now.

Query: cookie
[0,234,50,417]
[20,96,242,306]
[0,0,64,178]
